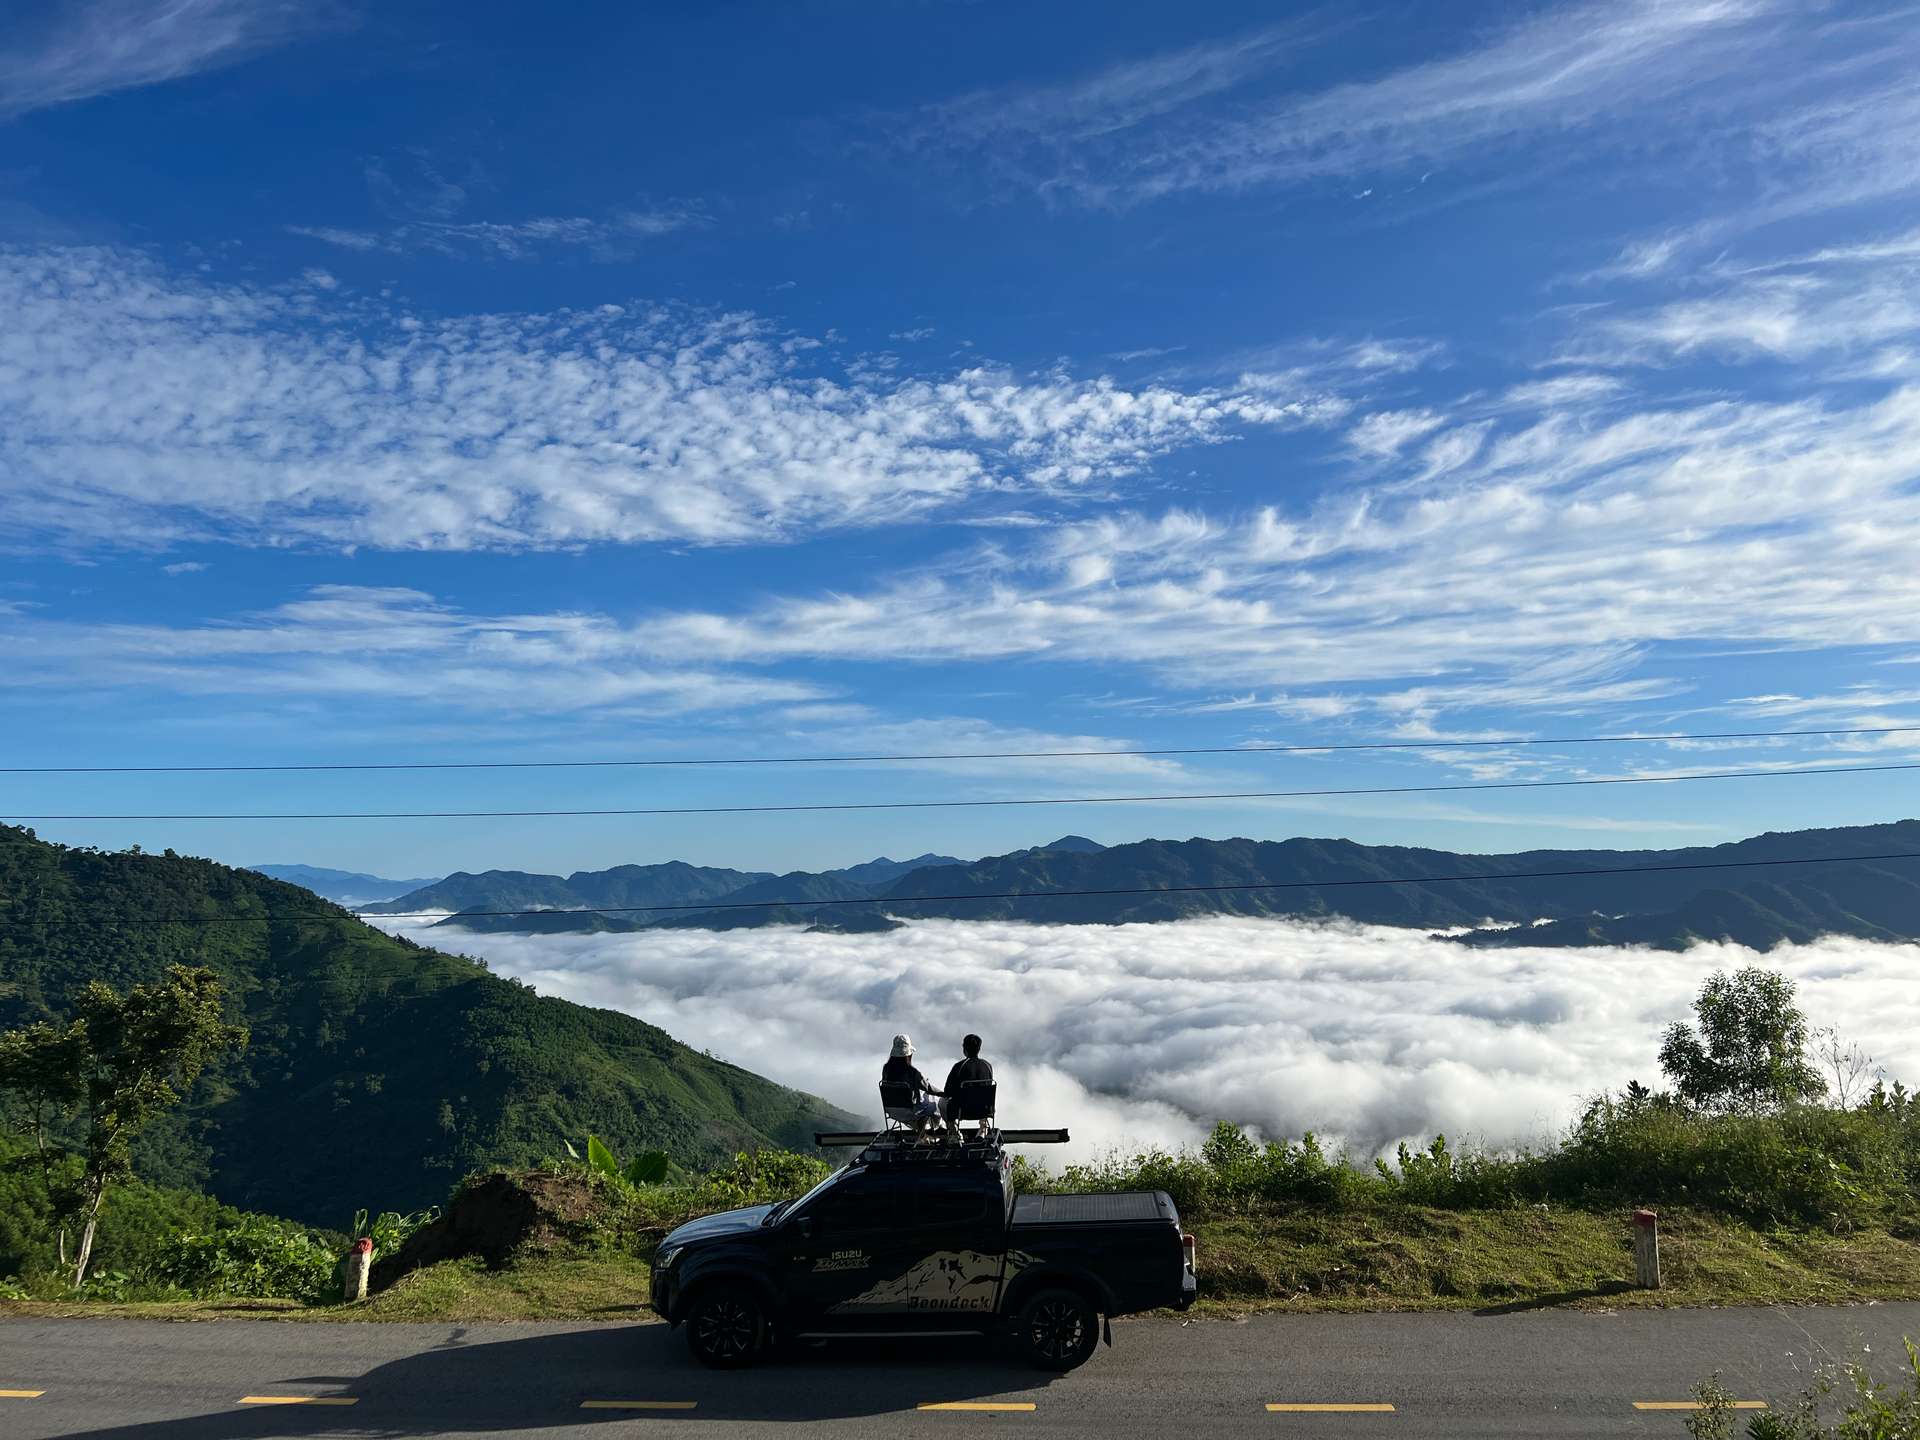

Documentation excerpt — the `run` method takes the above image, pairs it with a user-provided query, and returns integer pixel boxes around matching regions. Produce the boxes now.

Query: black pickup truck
[650,1133,1196,1370]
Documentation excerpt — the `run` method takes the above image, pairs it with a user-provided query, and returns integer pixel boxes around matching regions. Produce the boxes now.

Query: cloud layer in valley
[386,916,1920,1165]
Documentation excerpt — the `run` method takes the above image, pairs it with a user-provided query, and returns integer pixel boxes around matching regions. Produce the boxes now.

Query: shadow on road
[38,1323,1060,1437]
[1472,1281,1635,1317]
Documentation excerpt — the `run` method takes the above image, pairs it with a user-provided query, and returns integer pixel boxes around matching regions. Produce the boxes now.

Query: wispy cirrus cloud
[895,0,1818,206]
[0,0,340,118]
[0,245,1359,553]
[285,202,711,262]
[0,584,826,718]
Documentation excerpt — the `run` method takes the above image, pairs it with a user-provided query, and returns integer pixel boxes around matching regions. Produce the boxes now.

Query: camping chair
[950,1080,997,1135]
[880,1079,938,1137]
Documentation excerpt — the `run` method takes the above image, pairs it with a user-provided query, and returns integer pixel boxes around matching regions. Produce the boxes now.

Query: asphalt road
[3,1304,1917,1439]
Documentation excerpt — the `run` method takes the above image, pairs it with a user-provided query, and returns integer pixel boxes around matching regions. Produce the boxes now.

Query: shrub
[148,1215,338,1303]
[1375,1136,1524,1210]
[1704,1338,1920,1439]
[1049,1124,1380,1218]
[1531,1094,1916,1229]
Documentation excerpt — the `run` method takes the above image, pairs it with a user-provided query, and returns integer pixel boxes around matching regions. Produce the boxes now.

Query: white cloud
[382,917,1920,1160]
[0,584,826,718]
[1347,408,1444,457]
[1498,374,1623,409]
[282,225,383,251]
[629,364,1920,719]
[1587,272,1920,364]
[0,246,1348,552]
[160,560,207,575]
[0,0,338,118]
[903,1,1793,205]
[285,203,712,261]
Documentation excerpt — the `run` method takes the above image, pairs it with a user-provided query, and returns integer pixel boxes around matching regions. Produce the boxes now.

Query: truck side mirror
[794,1216,814,1239]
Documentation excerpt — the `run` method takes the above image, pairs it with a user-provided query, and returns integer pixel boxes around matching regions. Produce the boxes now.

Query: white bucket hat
[890,1033,914,1058]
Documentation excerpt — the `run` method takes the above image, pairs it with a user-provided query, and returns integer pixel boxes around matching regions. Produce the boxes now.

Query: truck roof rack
[814,1127,1070,1152]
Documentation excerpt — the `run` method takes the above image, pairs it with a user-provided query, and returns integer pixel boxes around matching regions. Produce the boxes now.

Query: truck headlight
[655,1246,682,1272]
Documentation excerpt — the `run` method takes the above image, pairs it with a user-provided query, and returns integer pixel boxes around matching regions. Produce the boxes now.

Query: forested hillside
[0,826,856,1224]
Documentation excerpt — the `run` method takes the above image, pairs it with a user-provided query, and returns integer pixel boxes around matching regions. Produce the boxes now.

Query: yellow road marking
[919,1401,1039,1412]
[1,1390,47,1399]
[239,1396,358,1406]
[580,1400,699,1410]
[1266,1403,1396,1412]
[1634,1401,1768,1411]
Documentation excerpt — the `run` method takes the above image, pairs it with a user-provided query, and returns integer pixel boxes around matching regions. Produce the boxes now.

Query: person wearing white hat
[881,1033,943,1130]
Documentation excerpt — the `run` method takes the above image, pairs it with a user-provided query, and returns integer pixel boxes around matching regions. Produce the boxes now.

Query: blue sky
[3,0,1920,878]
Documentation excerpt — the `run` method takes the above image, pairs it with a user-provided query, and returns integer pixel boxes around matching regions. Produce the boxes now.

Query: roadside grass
[1187,1208,1920,1315]
[9,1208,1917,1324]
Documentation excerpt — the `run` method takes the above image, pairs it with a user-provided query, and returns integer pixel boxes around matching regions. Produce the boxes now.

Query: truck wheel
[1016,1287,1100,1371]
[685,1284,765,1369]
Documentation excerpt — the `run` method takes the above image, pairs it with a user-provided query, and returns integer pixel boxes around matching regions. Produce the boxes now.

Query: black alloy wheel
[686,1285,765,1368]
[1018,1287,1099,1371]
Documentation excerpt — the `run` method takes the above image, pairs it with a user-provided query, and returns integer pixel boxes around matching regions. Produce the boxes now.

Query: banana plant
[566,1135,670,1188]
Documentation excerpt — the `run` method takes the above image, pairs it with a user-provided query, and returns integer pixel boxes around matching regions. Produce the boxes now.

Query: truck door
[895,1174,1007,1322]
[783,1172,917,1325]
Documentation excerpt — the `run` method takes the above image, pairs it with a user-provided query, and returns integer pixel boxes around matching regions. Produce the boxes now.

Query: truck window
[915,1183,990,1228]
[808,1176,910,1234]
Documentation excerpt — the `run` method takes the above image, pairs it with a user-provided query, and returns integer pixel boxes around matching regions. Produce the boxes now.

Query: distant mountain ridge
[248,864,442,905]
[412,824,1920,953]
[360,846,1005,917]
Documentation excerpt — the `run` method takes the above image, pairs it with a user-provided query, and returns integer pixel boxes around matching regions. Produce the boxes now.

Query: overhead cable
[2,724,1913,775]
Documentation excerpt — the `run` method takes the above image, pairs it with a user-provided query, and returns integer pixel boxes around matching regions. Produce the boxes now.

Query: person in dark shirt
[940,1033,993,1129]
[881,1033,942,1130]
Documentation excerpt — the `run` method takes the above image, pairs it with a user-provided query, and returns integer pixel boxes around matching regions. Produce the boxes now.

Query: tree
[0,965,246,1286]
[1811,1027,1878,1110]
[1658,967,1824,1114]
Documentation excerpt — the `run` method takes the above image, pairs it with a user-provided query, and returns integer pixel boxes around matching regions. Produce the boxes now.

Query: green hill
[0,825,857,1226]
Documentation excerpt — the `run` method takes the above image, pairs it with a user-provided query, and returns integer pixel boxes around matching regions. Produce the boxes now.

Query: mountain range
[249,864,444,906]
[378,824,1920,953]
[1,825,856,1223]
[356,847,993,918]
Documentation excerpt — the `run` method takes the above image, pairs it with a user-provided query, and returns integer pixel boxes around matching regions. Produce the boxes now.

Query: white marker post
[1632,1209,1660,1289]
[344,1237,374,1303]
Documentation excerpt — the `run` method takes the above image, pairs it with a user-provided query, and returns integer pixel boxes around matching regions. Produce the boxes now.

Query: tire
[684,1284,766,1369]
[1015,1286,1100,1372]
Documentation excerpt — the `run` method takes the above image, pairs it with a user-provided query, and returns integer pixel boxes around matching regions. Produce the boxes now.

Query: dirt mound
[369,1171,608,1292]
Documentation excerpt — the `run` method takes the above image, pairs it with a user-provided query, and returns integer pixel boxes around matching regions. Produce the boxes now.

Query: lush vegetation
[1035,1087,1920,1233]
[4,837,1917,1326]
[0,824,857,1223]
[0,963,246,1283]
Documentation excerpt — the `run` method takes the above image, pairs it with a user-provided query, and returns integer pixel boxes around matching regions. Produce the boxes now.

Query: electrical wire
[7,760,1918,821]
[7,849,1918,929]
[3,724,1912,774]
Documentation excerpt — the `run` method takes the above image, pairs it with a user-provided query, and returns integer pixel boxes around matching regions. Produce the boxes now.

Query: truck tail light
[1181,1233,1197,1273]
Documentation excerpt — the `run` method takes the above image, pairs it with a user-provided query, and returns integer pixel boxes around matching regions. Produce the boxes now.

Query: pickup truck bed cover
[1012,1192,1170,1224]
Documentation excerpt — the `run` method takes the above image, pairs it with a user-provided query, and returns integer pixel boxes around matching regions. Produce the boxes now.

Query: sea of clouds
[375,916,1920,1164]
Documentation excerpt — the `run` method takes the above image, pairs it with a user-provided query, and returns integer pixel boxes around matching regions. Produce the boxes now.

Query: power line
[9,849,1920,930]
[7,760,1917,822]
[2,724,1913,775]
